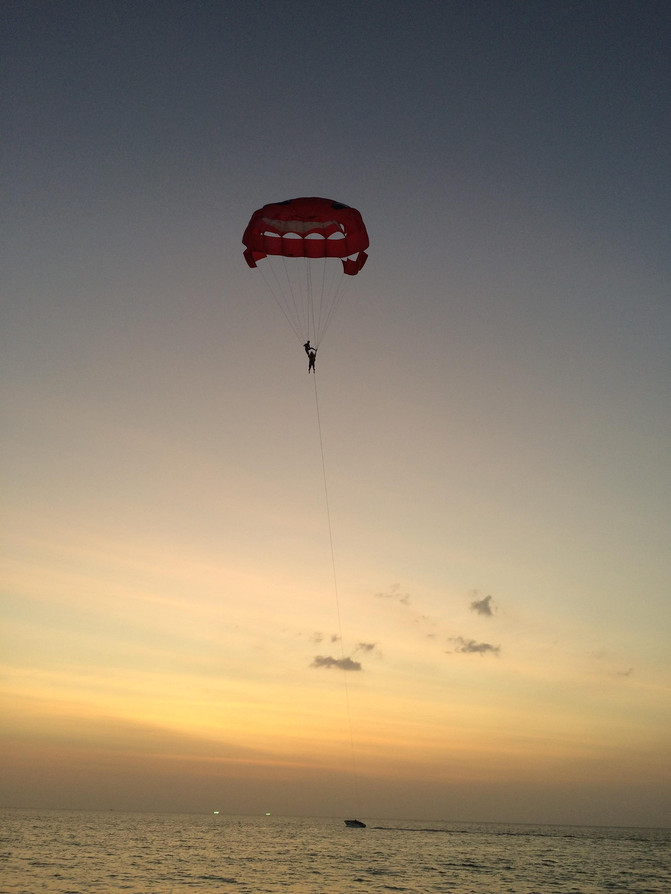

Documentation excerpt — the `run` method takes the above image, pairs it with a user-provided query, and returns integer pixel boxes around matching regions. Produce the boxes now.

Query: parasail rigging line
[312,373,360,809]
[256,259,302,342]
[256,252,352,349]
[318,267,352,343]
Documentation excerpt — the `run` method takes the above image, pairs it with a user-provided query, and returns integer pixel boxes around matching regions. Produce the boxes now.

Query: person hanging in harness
[304,340,317,373]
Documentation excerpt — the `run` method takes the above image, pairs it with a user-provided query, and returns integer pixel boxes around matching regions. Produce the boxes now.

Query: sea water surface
[1,809,669,893]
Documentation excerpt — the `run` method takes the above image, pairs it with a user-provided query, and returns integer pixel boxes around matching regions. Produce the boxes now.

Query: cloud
[310,632,340,644]
[447,637,500,656]
[352,641,381,660]
[469,592,495,616]
[616,668,634,677]
[311,655,362,671]
[374,583,411,605]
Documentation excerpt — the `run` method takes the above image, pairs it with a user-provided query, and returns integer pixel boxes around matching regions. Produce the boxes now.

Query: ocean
[1,809,669,893]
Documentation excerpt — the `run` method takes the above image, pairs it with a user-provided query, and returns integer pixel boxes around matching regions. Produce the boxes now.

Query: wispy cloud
[310,632,340,644]
[355,642,377,653]
[447,637,500,656]
[469,592,495,616]
[374,583,411,605]
[311,655,362,671]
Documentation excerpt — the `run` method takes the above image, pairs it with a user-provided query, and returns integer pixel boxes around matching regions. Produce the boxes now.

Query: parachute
[242,197,369,348]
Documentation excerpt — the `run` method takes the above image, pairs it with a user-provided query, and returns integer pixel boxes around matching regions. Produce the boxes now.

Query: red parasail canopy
[242,197,369,275]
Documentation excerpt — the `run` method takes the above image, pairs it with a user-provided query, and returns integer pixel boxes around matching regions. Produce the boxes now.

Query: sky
[2,0,670,826]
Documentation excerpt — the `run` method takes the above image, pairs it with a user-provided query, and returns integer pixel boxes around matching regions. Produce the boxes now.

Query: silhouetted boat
[344,819,366,828]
